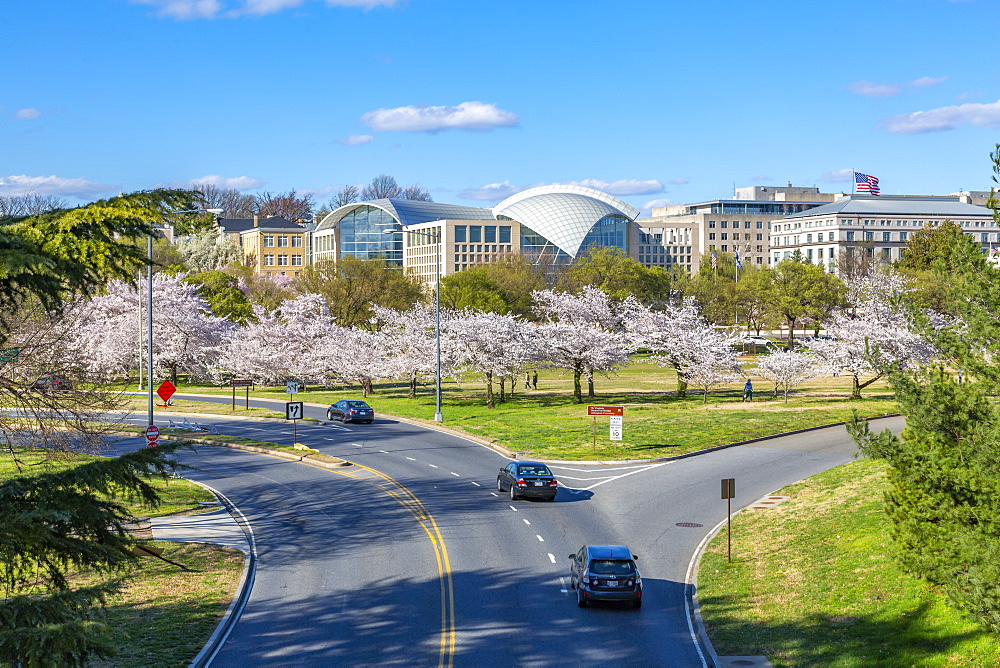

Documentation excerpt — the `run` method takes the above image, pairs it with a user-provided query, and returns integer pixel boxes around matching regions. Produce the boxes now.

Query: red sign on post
[587,405,624,416]
[145,425,160,441]
[156,380,176,403]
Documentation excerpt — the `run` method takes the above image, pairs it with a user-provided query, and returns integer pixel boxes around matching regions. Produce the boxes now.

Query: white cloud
[820,168,855,183]
[881,99,1000,134]
[132,0,393,19]
[847,76,947,98]
[14,108,41,120]
[668,177,690,185]
[170,174,265,190]
[566,179,664,196]
[0,175,114,197]
[458,180,521,201]
[361,101,519,133]
[640,198,675,216]
[337,134,374,146]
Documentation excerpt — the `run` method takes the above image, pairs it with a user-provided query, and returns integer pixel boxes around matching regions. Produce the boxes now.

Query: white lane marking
[380,450,388,453]
[536,535,544,542]
[572,462,672,491]
[522,519,530,525]
[471,482,481,487]
[449,472,460,477]
[429,464,438,468]
[490,492,498,497]
[242,427,262,431]
[508,505,518,512]
[547,553,556,564]
[406,457,416,461]
[323,438,336,441]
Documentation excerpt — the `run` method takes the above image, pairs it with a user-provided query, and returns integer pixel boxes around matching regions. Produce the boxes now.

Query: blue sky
[4,0,999,214]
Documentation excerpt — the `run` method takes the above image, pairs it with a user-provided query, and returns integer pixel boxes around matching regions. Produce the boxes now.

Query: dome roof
[492,185,639,257]
[316,199,493,231]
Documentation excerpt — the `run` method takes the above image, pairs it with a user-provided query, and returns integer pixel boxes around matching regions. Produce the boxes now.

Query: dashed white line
[508,505,518,512]
[379,450,388,453]
[490,492,498,497]
[406,457,416,461]
[323,438,336,441]
[536,535,545,542]
[429,464,438,468]
[471,482,481,487]
[354,444,363,448]
[449,472,460,477]
[547,553,556,564]
[522,519,530,525]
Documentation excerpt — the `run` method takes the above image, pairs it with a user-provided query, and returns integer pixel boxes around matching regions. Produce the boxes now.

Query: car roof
[585,545,633,560]
[516,461,547,466]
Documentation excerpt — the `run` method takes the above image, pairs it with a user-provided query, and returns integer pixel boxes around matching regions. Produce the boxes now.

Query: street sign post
[721,478,736,562]
[587,406,624,450]
[145,425,160,448]
[229,379,253,410]
[286,401,304,448]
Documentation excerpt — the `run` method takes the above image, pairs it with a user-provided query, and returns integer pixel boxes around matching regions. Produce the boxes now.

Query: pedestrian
[524,372,531,390]
[743,378,753,402]
[531,370,538,390]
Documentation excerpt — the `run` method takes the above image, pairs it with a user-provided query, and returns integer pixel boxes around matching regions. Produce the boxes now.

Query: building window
[720,233,727,240]
[709,221,716,228]
[455,226,467,242]
[806,234,812,243]
[292,237,303,248]
[264,254,275,266]
[744,221,751,229]
[865,231,874,241]
[847,231,855,241]
[264,236,275,247]
[469,226,482,243]
[756,222,763,229]
[278,255,289,266]
[278,236,289,247]
[883,232,891,242]
[756,233,763,240]
[982,233,989,243]
[292,255,303,266]
[721,245,728,251]
[721,221,728,228]
[499,226,511,243]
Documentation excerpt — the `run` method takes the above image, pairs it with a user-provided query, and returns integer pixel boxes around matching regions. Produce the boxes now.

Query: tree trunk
[572,364,583,404]
[673,364,688,398]
[586,366,595,398]
[409,373,417,399]
[703,387,709,404]
[499,377,506,404]
[362,378,374,397]
[786,319,797,350]
[851,373,862,400]
[485,371,495,409]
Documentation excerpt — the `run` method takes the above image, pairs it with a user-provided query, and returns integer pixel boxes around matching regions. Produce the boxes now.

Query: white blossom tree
[310,326,392,396]
[374,304,461,399]
[754,350,819,402]
[447,309,535,408]
[805,269,936,398]
[531,286,635,404]
[175,231,243,271]
[71,274,232,383]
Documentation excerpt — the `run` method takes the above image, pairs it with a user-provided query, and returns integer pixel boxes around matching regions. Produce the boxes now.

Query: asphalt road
[107,396,904,667]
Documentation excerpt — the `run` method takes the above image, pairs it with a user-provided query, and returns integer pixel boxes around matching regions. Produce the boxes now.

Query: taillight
[549,479,558,486]
[349,409,358,414]
[516,478,527,487]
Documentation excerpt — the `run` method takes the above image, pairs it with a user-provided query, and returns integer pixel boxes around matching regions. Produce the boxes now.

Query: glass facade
[579,214,629,252]
[337,206,403,264]
[519,223,571,265]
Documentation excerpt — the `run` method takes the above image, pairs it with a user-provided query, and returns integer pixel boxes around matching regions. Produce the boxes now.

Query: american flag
[711,251,717,270]
[855,171,880,196]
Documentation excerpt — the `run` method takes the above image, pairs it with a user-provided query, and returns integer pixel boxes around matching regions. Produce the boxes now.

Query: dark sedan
[497,461,558,501]
[327,400,374,424]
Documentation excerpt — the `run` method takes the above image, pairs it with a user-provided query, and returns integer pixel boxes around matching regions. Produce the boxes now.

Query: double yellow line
[318,460,456,668]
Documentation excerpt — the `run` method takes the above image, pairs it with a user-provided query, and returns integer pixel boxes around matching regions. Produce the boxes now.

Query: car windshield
[517,465,552,476]
[590,559,636,575]
[345,401,370,408]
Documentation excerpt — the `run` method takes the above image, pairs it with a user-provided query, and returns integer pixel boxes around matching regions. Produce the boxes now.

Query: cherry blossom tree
[447,309,535,408]
[627,297,741,398]
[310,325,392,396]
[374,304,461,399]
[805,270,936,399]
[71,274,232,383]
[531,286,635,403]
[754,350,819,402]
[682,353,743,404]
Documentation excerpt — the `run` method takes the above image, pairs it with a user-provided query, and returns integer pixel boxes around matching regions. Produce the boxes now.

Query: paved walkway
[150,507,250,554]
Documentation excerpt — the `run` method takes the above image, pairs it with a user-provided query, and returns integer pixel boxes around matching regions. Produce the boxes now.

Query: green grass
[697,458,1000,666]
[160,356,898,460]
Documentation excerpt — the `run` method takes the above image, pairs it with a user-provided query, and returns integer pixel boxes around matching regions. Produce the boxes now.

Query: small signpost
[286,401,304,448]
[145,425,160,448]
[721,477,736,562]
[587,406,624,450]
[156,380,176,406]
[229,379,253,410]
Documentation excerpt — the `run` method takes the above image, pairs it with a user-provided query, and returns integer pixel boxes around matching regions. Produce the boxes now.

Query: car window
[589,559,636,575]
[517,465,552,476]
[345,401,369,408]
[507,464,517,474]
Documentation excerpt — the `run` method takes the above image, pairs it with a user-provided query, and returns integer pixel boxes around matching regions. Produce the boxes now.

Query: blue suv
[569,545,642,609]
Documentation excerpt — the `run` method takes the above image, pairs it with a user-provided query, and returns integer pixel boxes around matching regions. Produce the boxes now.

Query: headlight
[582,575,590,584]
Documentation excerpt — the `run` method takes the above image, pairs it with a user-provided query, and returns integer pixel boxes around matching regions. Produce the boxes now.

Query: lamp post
[146,208,222,428]
[384,226,442,421]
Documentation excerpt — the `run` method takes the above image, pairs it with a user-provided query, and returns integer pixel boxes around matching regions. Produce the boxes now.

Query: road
[107,395,903,666]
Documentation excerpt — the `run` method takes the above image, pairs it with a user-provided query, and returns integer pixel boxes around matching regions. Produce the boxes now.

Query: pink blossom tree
[754,350,819,402]
[447,309,535,408]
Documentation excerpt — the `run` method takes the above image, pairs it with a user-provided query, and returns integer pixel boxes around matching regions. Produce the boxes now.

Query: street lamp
[145,208,223,428]
[384,226,443,421]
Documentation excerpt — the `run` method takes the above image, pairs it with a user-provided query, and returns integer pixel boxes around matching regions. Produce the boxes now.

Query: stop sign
[145,425,160,442]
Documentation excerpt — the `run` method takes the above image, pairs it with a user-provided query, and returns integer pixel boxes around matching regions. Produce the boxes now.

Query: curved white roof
[492,185,639,258]
[316,199,493,232]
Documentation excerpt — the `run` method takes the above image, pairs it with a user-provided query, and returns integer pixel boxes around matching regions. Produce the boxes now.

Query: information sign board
[587,405,624,416]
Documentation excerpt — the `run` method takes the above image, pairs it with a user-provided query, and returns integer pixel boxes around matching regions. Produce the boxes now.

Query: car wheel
[327,411,334,421]
[341,414,348,423]
[509,484,518,501]
[577,589,587,608]
[496,477,504,492]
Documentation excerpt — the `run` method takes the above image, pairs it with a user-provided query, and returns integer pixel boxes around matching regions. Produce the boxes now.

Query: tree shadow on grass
[700,594,995,666]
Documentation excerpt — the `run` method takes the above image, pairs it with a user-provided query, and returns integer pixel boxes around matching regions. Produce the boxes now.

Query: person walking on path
[524,372,531,390]
[531,370,538,390]
[743,378,753,402]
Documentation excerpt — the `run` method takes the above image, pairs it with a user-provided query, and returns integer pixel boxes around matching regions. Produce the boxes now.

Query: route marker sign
[286,401,304,421]
[286,381,300,395]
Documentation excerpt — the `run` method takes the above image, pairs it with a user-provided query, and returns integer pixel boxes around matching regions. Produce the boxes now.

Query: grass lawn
[141,355,899,460]
[697,457,1000,666]
[1,448,244,666]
